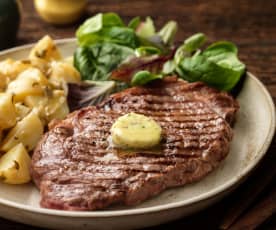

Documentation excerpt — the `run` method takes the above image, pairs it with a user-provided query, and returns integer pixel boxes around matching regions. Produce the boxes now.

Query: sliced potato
[0,59,31,80]
[29,35,62,72]
[7,68,49,102]
[48,95,69,122]
[0,143,31,184]
[24,95,47,110]
[24,95,48,121]
[15,103,31,121]
[25,90,69,122]
[45,90,66,114]
[1,111,44,152]
[0,93,17,129]
[49,61,81,85]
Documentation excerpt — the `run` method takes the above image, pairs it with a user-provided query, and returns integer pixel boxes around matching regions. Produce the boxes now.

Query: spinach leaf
[203,41,238,56]
[137,35,167,54]
[136,17,156,39]
[79,27,139,48]
[77,13,124,38]
[128,17,141,30]
[131,70,162,86]
[202,41,245,76]
[174,33,206,64]
[157,21,178,46]
[202,42,244,74]
[74,43,134,81]
[175,35,245,91]
[183,33,206,53]
[162,60,176,75]
[76,13,139,48]
[176,42,245,91]
[135,46,161,56]
[137,20,177,54]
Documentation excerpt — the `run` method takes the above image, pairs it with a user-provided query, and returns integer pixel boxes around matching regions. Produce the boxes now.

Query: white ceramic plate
[0,39,275,230]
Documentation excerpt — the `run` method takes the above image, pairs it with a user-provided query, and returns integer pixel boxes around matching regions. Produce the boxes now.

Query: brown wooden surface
[1,0,276,229]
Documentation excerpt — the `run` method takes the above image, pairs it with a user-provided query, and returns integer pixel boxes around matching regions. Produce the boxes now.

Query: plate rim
[0,39,275,218]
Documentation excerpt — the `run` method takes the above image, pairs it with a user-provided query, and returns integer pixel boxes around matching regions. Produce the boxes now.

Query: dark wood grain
[228,186,276,230]
[219,154,276,229]
[1,0,275,229]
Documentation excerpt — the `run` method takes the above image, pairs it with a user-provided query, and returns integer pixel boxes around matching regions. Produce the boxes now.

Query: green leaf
[202,42,244,73]
[76,13,139,48]
[162,60,176,75]
[101,13,125,27]
[175,34,245,91]
[128,17,141,30]
[183,33,206,52]
[74,43,134,81]
[135,46,161,57]
[131,70,162,86]
[203,41,238,56]
[136,17,156,39]
[176,53,244,91]
[135,20,178,54]
[78,27,139,48]
[76,13,124,37]
[174,33,206,64]
[157,21,178,45]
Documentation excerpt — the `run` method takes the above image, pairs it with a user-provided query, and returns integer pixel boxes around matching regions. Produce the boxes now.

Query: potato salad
[0,35,80,184]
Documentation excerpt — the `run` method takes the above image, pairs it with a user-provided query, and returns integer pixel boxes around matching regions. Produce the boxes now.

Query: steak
[31,77,239,211]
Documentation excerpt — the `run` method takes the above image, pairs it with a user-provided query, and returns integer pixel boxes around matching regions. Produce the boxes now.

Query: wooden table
[1,0,276,229]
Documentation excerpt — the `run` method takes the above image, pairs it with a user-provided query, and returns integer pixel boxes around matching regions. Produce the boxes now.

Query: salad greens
[74,12,246,92]
[174,33,206,65]
[74,13,177,83]
[135,46,161,57]
[131,70,162,86]
[136,17,156,39]
[110,55,172,83]
[182,33,206,53]
[67,81,115,111]
[76,13,138,48]
[176,41,245,91]
[157,21,178,46]
[74,43,134,81]
[128,16,141,30]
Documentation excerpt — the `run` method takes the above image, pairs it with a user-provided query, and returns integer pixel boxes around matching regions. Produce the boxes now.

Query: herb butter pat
[111,112,162,149]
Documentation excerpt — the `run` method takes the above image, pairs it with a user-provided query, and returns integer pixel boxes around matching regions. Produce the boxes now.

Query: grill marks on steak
[31,78,239,211]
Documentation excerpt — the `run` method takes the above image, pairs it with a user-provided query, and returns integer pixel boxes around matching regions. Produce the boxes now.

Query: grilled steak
[31,77,239,211]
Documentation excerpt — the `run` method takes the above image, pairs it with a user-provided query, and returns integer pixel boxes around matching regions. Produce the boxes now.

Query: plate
[0,39,275,230]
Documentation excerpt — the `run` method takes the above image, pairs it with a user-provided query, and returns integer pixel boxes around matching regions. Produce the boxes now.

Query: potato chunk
[0,59,31,80]
[25,90,69,122]
[0,143,31,184]
[24,95,47,113]
[47,91,69,121]
[15,103,31,121]
[0,93,17,129]
[49,61,81,85]
[1,111,44,152]
[6,68,49,102]
[29,35,62,72]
